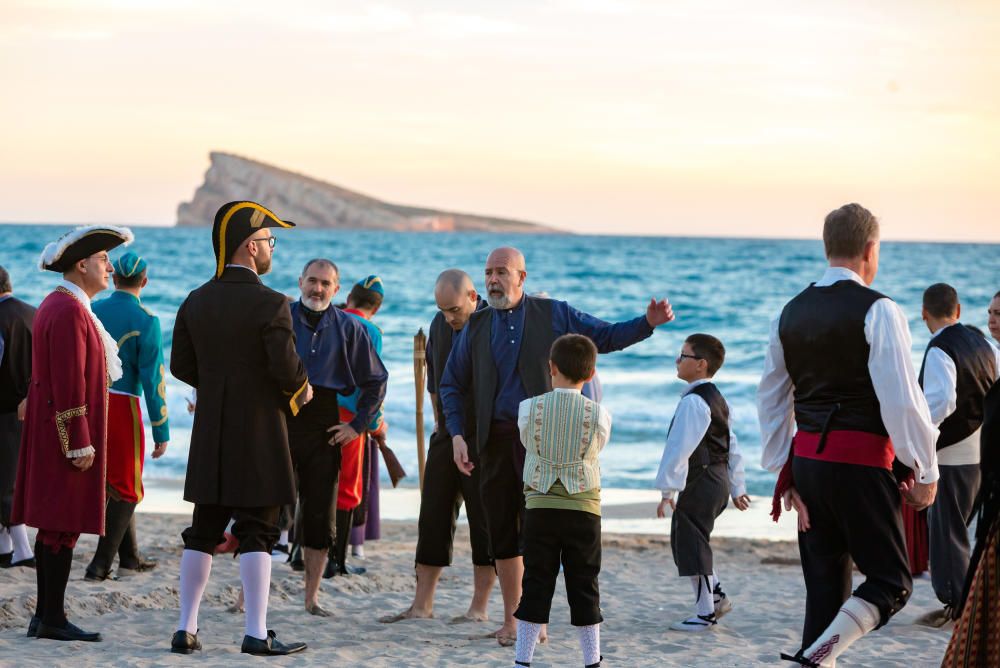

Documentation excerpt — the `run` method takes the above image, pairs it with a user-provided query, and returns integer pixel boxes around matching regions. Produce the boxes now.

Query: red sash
[792,430,894,470]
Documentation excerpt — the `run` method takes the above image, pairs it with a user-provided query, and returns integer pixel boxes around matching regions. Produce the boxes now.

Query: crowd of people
[1,200,998,666]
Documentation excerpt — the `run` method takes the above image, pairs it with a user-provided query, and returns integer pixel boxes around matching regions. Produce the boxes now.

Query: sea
[4,225,999,497]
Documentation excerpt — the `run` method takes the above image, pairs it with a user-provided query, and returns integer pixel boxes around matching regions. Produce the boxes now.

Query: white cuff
[917,464,940,484]
[66,445,95,459]
[731,486,747,499]
[661,490,676,500]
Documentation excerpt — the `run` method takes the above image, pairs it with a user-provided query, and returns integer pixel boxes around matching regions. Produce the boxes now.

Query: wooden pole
[413,328,428,490]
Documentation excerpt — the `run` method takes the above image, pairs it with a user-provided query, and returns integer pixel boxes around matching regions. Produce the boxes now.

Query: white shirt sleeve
[726,411,747,498]
[757,316,797,472]
[517,398,532,448]
[597,404,613,450]
[865,299,939,483]
[921,347,958,427]
[654,393,711,498]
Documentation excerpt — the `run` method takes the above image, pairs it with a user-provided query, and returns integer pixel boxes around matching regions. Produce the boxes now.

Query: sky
[1,0,998,240]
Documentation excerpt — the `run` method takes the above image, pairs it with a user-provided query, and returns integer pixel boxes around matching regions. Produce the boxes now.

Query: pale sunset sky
[1,0,998,240]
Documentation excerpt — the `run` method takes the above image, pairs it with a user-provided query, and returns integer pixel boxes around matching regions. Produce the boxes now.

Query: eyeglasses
[248,236,275,249]
[676,353,702,363]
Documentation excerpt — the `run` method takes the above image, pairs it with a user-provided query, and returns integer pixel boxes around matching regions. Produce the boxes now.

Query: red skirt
[901,503,929,576]
[106,392,145,503]
[337,406,365,511]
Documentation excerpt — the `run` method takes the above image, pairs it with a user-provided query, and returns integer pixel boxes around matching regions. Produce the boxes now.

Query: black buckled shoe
[26,615,40,638]
[0,551,11,567]
[7,556,36,569]
[171,630,202,654]
[780,650,820,667]
[36,620,102,642]
[241,630,307,656]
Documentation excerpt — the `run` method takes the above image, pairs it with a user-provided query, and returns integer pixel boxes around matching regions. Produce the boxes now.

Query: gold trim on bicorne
[55,405,88,455]
[117,330,140,347]
[215,202,292,279]
[286,379,309,417]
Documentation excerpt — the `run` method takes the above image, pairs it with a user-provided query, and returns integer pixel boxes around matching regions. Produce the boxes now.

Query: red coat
[11,288,108,535]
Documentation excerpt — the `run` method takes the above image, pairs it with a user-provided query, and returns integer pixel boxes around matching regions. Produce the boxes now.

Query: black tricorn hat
[212,201,294,278]
[39,225,134,273]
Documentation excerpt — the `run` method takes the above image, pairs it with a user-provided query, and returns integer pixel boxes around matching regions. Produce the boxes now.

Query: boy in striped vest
[655,333,750,632]
[512,334,610,668]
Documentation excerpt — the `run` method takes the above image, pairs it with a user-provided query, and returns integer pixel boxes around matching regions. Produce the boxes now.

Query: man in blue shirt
[439,246,675,644]
[287,259,387,616]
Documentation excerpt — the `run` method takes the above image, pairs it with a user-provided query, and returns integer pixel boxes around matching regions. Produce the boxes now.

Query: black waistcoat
[778,279,889,436]
[428,300,485,442]
[918,323,997,449]
[684,382,731,482]
[467,296,555,453]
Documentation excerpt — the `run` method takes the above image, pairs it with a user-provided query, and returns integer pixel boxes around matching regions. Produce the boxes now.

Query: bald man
[439,247,675,644]
[380,269,496,624]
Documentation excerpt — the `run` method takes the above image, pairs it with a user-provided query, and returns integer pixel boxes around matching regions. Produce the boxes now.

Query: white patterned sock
[177,550,213,634]
[0,527,11,554]
[240,552,271,640]
[804,596,879,666]
[690,575,714,616]
[10,524,32,562]
[577,623,601,666]
[514,620,542,666]
[278,530,289,547]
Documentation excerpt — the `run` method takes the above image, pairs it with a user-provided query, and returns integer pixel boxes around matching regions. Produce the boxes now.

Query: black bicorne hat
[211,201,295,278]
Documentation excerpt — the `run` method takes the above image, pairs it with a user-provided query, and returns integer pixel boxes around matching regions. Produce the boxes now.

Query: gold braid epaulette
[55,405,88,455]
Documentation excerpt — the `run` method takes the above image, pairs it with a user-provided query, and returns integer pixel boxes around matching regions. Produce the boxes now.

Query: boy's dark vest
[778,280,889,437]
[467,296,555,453]
[683,382,730,484]
[918,323,997,449]
[428,299,486,442]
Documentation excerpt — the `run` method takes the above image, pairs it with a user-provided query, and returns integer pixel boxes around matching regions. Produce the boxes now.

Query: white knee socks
[177,550,213,634]
[690,575,715,617]
[513,620,543,666]
[803,596,880,666]
[10,524,32,562]
[0,526,11,554]
[240,551,271,640]
[578,623,601,666]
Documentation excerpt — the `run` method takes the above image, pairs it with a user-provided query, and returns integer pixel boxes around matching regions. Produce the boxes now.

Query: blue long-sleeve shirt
[339,308,385,431]
[289,300,388,433]
[440,297,653,438]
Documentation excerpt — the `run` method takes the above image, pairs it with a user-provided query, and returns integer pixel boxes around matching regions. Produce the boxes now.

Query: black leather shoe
[241,630,307,656]
[322,559,338,579]
[8,556,36,569]
[0,551,11,567]
[26,615,40,638]
[171,630,202,654]
[36,620,102,642]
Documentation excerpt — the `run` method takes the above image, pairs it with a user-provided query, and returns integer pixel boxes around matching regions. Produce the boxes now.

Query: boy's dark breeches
[514,507,602,626]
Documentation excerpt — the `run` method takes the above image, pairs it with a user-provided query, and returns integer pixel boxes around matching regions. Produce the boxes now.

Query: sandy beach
[0,491,952,667]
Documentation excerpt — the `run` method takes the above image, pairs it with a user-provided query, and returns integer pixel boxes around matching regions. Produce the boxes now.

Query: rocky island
[177,152,557,233]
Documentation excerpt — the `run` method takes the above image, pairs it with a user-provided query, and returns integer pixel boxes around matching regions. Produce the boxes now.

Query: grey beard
[487,293,512,310]
[302,296,330,311]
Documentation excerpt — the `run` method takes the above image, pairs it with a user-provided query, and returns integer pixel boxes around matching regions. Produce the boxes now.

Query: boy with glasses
[655,333,749,632]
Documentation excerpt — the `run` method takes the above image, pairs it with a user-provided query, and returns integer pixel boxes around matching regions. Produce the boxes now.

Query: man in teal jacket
[85,251,170,580]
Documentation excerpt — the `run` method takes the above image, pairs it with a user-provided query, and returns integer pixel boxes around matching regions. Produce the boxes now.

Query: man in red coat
[12,224,133,642]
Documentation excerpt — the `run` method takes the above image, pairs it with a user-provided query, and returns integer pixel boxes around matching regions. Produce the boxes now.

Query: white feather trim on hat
[37,224,134,271]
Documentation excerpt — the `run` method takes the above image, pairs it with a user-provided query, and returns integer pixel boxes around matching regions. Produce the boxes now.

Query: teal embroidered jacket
[92,290,170,442]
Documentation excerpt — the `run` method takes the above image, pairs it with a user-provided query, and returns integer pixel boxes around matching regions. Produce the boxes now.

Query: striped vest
[523,390,607,494]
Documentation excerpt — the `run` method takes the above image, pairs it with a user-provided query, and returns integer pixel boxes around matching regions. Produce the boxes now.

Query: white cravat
[58,280,123,382]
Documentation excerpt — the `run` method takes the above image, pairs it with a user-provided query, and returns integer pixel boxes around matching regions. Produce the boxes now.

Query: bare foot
[474,626,516,646]
[226,602,244,614]
[306,603,333,617]
[449,611,489,624]
[378,606,434,624]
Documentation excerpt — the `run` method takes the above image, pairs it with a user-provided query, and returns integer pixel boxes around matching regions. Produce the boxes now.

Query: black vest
[778,280,889,436]
[918,323,997,449]
[467,296,555,453]
[428,300,486,441]
[684,382,730,482]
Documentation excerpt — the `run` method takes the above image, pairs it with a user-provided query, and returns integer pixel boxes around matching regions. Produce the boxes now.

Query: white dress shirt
[758,266,940,484]
[922,323,1000,466]
[654,378,747,500]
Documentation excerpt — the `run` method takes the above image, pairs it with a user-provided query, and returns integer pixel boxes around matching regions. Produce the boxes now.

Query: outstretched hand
[645,298,675,328]
[783,487,811,532]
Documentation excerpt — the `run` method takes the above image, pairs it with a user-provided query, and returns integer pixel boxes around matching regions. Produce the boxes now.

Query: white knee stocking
[177,550,213,634]
[0,526,11,554]
[803,596,880,666]
[578,623,601,666]
[513,620,542,666]
[10,524,32,562]
[690,575,714,616]
[240,551,272,640]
